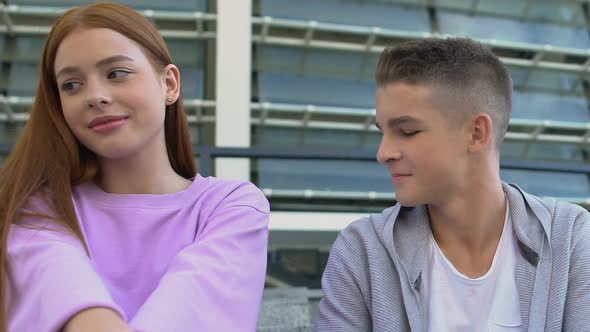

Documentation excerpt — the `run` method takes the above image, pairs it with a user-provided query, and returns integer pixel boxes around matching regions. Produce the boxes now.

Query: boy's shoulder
[540,196,590,241]
[338,205,400,246]
[511,183,590,245]
[518,184,588,225]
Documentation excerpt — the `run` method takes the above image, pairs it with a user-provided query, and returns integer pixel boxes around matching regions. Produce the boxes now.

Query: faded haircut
[376,37,512,149]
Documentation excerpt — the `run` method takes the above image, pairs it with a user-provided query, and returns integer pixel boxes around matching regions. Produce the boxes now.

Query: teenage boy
[314,38,590,331]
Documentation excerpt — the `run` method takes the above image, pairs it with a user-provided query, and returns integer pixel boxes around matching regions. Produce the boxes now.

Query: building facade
[1,0,590,328]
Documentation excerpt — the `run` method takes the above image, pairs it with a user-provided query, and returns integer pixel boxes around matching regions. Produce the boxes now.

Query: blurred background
[1,0,590,330]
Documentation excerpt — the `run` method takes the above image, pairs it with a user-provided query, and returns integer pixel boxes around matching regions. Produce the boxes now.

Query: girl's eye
[107,70,131,79]
[62,81,81,91]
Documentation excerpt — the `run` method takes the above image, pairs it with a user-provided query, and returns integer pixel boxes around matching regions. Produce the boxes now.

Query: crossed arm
[7,185,270,332]
[62,308,130,332]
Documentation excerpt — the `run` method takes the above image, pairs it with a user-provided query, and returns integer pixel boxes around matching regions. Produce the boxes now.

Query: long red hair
[0,3,196,329]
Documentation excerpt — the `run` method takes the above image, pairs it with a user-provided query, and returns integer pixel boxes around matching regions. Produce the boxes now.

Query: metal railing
[251,15,590,91]
[2,144,590,206]
[373,0,590,28]
[196,146,590,207]
[3,96,590,146]
[0,4,217,39]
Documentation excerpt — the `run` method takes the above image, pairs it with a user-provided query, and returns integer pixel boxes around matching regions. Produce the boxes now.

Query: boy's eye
[107,70,131,79]
[402,131,420,137]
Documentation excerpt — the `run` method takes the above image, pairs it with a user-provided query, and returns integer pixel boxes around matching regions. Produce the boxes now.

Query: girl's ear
[163,64,180,105]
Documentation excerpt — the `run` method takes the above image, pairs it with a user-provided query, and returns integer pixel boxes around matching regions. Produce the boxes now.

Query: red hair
[0,3,196,329]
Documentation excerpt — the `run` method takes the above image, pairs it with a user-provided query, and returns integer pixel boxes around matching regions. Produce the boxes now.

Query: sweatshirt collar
[382,182,551,287]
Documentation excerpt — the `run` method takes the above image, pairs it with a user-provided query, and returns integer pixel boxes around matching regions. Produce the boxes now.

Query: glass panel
[167,40,204,66]
[501,169,589,197]
[260,161,590,194]
[256,46,378,81]
[525,71,581,93]
[15,36,45,63]
[0,37,6,62]
[254,127,303,147]
[437,0,583,24]
[254,127,384,192]
[0,123,5,146]
[501,142,588,162]
[508,67,528,88]
[436,0,525,14]
[168,40,205,100]
[509,67,583,94]
[525,143,586,162]
[437,11,590,49]
[512,91,588,122]
[0,122,25,146]
[525,2,582,23]
[260,0,431,32]
[258,72,375,108]
[6,37,55,97]
[178,65,204,99]
[255,46,304,75]
[254,127,379,150]
[500,141,527,158]
[9,63,39,96]
[257,159,390,192]
[8,0,207,11]
[190,123,214,146]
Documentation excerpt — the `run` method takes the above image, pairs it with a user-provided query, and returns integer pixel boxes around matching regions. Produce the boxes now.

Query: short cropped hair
[376,38,512,149]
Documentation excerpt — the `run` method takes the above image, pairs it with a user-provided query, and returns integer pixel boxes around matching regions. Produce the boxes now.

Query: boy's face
[375,82,470,207]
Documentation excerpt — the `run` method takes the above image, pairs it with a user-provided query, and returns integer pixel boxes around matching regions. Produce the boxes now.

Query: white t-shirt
[423,205,522,331]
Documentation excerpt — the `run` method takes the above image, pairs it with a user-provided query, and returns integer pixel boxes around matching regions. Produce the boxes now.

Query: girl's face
[54,27,179,161]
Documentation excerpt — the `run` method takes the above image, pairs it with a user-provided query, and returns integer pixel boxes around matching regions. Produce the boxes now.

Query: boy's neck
[427,177,507,278]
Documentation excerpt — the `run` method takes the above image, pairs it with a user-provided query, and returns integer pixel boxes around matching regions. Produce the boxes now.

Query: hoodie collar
[382,182,551,286]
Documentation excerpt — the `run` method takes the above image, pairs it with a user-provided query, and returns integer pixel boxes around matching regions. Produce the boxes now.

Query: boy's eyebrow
[56,55,134,80]
[389,116,421,126]
[375,116,422,130]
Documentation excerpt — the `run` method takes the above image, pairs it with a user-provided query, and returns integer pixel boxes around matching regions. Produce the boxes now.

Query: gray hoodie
[314,183,590,331]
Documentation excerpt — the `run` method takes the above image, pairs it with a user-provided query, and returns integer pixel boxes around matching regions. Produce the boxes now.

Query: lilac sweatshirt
[7,175,270,332]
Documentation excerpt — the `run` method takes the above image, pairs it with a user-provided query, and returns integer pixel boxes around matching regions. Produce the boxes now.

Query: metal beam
[251,16,590,77]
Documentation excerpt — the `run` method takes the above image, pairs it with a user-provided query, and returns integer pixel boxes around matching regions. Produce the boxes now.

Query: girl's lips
[89,117,129,133]
[88,115,129,128]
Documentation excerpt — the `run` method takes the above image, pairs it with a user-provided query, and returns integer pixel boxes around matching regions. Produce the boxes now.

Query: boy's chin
[397,201,419,208]
[394,191,424,207]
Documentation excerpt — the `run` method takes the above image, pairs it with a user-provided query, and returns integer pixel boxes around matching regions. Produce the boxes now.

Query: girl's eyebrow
[56,55,135,80]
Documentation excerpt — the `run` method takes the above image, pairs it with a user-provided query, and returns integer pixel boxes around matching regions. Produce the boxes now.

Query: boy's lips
[391,173,412,184]
[392,173,412,177]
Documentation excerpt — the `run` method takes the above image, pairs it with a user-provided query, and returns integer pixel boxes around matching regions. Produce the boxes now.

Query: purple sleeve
[129,183,270,332]
[7,224,126,332]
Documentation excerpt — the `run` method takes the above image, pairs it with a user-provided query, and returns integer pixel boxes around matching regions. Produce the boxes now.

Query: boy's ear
[468,112,494,153]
